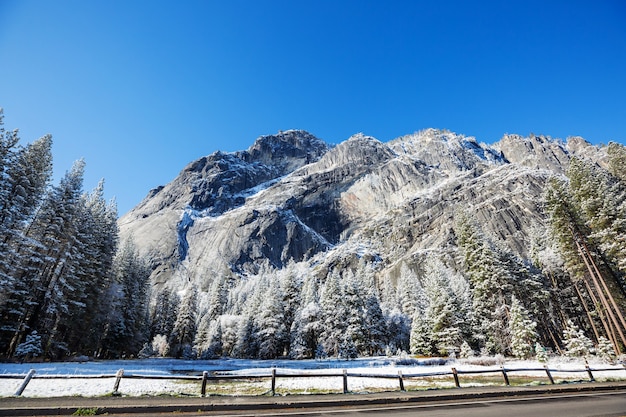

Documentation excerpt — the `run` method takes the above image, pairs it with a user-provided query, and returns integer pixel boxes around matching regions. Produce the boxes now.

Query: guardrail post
[451,367,460,388]
[398,370,405,391]
[544,365,555,384]
[271,368,276,396]
[342,369,348,394]
[14,369,36,396]
[201,371,208,397]
[112,369,124,395]
[585,360,595,382]
[500,366,510,386]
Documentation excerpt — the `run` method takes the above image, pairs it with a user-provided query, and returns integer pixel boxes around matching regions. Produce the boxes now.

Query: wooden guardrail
[4,362,626,397]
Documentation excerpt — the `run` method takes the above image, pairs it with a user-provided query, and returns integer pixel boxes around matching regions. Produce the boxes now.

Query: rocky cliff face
[118,128,605,293]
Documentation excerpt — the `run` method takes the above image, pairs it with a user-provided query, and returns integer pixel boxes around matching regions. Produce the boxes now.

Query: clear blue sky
[1,0,625,215]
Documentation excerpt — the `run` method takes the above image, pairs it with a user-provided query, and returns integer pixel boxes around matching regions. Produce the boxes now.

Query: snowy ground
[1,357,624,397]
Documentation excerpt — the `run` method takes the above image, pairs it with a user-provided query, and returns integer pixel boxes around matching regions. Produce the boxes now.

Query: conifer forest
[1,111,626,363]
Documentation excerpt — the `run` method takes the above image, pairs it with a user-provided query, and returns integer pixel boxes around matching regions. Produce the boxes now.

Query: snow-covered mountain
[118,128,603,292]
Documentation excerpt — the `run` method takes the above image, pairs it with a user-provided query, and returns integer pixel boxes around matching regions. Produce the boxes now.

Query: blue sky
[1,1,625,215]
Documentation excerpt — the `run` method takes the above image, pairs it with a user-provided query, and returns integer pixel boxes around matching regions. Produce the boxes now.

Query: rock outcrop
[118,128,605,295]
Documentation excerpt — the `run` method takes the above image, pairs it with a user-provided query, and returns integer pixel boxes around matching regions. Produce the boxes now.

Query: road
[2,383,625,416]
[97,391,626,417]
[274,392,626,417]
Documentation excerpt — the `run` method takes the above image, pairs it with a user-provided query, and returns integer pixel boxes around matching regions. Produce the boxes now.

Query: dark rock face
[118,128,605,292]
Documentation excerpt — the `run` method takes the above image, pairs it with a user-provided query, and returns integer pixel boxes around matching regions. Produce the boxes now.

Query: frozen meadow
[1,356,625,397]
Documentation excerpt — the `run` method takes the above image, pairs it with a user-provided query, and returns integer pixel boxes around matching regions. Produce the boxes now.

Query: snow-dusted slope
[119,128,603,294]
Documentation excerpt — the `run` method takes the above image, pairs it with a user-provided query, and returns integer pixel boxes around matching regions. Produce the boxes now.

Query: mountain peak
[244,130,329,171]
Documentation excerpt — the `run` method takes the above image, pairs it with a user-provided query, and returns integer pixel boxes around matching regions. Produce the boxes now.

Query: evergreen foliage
[562,320,594,357]
[4,110,624,362]
[0,110,150,359]
[509,296,537,359]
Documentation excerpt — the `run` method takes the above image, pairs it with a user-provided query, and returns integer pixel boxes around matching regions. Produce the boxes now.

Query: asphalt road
[277,392,626,417]
[2,382,626,416]
[95,391,626,417]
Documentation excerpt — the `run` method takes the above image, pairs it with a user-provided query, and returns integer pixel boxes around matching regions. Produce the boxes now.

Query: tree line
[0,110,150,360]
[145,142,626,362]
[3,108,625,362]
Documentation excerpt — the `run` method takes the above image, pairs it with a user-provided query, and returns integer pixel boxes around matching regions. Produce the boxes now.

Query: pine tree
[289,275,322,359]
[0,134,52,309]
[65,182,119,355]
[151,288,179,338]
[207,275,228,322]
[362,291,386,355]
[0,130,52,354]
[342,271,368,355]
[455,211,514,354]
[256,276,287,359]
[170,287,198,358]
[595,336,616,362]
[396,263,423,317]
[220,315,240,356]
[279,264,302,355]
[607,142,626,183]
[98,238,150,358]
[421,258,468,356]
[509,296,537,359]
[384,307,410,353]
[233,314,258,358]
[409,309,433,356]
[535,342,548,362]
[459,341,474,358]
[569,157,626,277]
[562,319,594,357]
[193,313,212,358]
[319,272,347,357]
[546,172,626,354]
[13,331,42,360]
[3,160,86,358]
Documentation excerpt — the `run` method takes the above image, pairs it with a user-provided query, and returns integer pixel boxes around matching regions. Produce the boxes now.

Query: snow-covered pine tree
[319,271,347,357]
[0,134,52,310]
[289,274,322,359]
[421,257,468,356]
[196,318,223,359]
[384,308,410,354]
[562,319,594,357]
[13,331,42,360]
[595,336,616,362]
[170,287,198,358]
[535,342,548,362]
[409,309,433,356]
[65,181,119,355]
[455,211,513,354]
[256,276,287,359]
[363,290,386,355]
[459,341,474,358]
[206,275,228,322]
[151,288,179,339]
[508,296,537,359]
[233,313,258,358]
[279,263,302,355]
[4,160,86,358]
[0,132,52,355]
[569,157,626,279]
[396,263,423,318]
[220,315,240,357]
[193,313,212,358]
[98,238,150,358]
[342,270,368,355]
[546,172,626,354]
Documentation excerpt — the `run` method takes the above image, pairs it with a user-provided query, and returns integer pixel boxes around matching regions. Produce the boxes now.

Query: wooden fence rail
[4,363,626,397]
